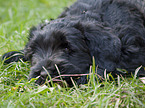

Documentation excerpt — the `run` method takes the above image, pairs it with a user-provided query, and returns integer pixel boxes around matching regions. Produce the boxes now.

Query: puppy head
[24,20,121,85]
[24,21,92,85]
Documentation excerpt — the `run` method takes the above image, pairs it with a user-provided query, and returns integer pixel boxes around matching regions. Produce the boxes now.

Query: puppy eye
[65,48,69,52]
[65,47,73,53]
[32,60,37,66]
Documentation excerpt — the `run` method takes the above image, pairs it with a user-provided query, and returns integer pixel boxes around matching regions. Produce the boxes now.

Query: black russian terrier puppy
[2,0,145,85]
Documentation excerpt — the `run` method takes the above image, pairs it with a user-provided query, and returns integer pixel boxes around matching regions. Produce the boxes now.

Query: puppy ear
[73,21,121,73]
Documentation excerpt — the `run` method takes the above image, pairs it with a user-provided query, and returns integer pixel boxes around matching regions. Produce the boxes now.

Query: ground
[0,0,145,107]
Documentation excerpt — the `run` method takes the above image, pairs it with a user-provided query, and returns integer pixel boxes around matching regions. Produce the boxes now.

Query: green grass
[0,0,145,107]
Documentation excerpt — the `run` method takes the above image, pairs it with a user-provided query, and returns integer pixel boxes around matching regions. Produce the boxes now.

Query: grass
[0,0,145,107]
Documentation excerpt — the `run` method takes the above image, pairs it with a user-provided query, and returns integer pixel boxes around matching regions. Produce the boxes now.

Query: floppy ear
[73,21,121,73]
[118,32,145,76]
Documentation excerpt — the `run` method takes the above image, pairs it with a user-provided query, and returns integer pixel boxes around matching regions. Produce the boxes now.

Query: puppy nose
[40,71,48,78]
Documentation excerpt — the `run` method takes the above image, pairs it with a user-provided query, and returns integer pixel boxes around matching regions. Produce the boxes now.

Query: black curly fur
[2,0,145,85]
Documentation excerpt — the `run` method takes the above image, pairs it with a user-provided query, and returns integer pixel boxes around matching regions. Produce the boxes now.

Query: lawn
[0,0,145,107]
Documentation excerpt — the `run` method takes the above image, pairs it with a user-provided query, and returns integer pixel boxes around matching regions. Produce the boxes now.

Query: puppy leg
[2,50,27,64]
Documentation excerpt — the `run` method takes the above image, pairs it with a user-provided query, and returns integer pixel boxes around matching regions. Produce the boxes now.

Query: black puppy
[2,0,145,85]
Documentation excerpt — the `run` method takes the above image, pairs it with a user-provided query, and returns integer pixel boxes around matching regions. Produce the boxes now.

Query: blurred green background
[0,0,75,56]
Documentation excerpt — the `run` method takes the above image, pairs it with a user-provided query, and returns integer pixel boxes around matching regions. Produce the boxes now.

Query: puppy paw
[2,50,27,64]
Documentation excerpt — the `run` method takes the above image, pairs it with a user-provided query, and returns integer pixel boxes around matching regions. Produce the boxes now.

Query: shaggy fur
[2,0,145,85]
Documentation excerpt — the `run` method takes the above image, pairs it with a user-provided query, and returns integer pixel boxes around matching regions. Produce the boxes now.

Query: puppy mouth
[40,71,48,77]
[33,71,48,85]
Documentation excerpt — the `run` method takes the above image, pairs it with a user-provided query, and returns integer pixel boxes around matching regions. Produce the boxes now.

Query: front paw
[2,50,26,63]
